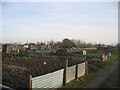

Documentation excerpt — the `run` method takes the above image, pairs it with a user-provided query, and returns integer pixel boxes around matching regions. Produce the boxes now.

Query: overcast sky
[2,2,118,44]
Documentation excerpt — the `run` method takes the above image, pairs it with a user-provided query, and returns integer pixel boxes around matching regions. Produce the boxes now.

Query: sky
[2,2,118,45]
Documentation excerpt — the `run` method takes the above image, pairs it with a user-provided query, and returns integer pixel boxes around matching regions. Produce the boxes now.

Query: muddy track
[84,61,118,88]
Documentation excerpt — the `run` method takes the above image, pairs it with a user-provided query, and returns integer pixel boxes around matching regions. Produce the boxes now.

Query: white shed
[83,51,87,55]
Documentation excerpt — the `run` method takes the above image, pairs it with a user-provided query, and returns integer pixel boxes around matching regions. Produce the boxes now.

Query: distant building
[28,43,36,50]
[24,44,29,49]
[2,44,25,53]
[82,50,87,55]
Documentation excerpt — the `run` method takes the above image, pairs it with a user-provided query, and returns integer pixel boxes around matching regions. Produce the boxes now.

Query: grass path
[84,60,118,88]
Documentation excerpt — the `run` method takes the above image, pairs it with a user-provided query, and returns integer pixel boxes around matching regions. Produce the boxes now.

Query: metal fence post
[63,59,68,85]
[29,75,32,90]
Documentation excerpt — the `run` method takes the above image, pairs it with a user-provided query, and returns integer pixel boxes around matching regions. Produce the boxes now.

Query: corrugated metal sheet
[32,69,64,89]
[66,65,76,83]
[77,62,85,77]
[0,84,14,90]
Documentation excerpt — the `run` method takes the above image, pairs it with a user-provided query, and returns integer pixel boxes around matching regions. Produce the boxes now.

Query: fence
[31,69,64,89]
[77,62,86,77]
[29,61,87,89]
[66,65,76,83]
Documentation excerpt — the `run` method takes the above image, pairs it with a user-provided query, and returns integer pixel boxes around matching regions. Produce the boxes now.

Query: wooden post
[75,64,78,79]
[85,61,88,75]
[63,59,68,85]
[29,75,32,90]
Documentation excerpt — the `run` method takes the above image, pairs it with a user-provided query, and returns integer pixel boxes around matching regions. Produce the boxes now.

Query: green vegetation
[84,53,102,58]
[59,51,119,88]
[74,52,102,58]
[100,51,119,88]
[62,38,76,48]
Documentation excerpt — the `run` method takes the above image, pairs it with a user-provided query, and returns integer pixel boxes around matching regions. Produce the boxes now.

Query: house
[47,44,57,50]
[24,44,29,49]
[2,44,25,53]
[28,43,36,50]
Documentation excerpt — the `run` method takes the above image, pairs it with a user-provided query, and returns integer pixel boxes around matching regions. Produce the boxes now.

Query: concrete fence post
[85,61,88,75]
[75,64,78,79]
[29,75,32,90]
[63,59,68,85]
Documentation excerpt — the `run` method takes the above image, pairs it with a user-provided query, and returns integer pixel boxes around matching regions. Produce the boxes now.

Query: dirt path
[84,61,118,88]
